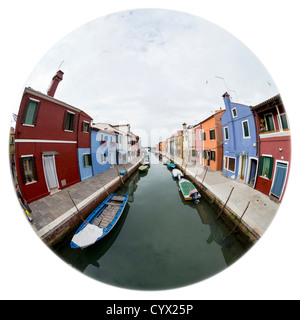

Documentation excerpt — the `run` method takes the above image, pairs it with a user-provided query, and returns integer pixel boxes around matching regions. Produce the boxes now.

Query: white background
[1,0,299,300]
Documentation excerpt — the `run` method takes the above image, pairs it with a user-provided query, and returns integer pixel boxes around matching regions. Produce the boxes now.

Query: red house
[252,94,291,202]
[15,70,92,203]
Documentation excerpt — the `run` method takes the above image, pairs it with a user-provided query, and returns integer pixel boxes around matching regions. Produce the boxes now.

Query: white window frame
[64,110,76,132]
[224,126,229,140]
[231,107,238,118]
[242,120,251,138]
[82,121,90,133]
[264,113,275,132]
[224,156,236,173]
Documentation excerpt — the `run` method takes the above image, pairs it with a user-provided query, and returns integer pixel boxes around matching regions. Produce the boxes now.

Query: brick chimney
[47,70,64,97]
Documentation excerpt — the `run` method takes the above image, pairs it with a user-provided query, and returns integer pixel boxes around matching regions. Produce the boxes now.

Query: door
[240,155,247,181]
[43,155,59,191]
[271,162,288,199]
[248,159,257,187]
[207,151,210,166]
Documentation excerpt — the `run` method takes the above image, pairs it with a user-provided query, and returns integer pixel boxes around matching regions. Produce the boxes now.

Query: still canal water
[54,156,250,290]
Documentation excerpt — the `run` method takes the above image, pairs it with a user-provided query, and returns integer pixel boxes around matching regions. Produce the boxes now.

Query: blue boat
[167,160,176,169]
[71,194,128,249]
[119,170,127,176]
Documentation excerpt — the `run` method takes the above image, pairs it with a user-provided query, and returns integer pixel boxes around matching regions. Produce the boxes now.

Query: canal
[54,156,250,290]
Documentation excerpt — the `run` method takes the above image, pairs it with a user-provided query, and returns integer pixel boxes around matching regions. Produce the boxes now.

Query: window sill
[25,180,37,186]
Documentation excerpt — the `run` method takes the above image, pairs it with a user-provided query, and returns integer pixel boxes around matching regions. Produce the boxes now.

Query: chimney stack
[47,70,64,97]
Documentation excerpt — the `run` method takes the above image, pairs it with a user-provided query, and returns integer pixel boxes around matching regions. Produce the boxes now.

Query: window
[224,127,229,140]
[63,111,75,131]
[209,129,215,140]
[280,114,289,130]
[224,156,236,172]
[242,120,250,138]
[21,98,40,126]
[232,107,238,118]
[202,131,206,141]
[259,156,274,179]
[82,121,90,133]
[265,114,275,132]
[211,150,216,161]
[19,156,38,184]
[83,154,91,167]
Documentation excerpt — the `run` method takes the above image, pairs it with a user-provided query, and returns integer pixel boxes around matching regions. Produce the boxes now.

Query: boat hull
[172,169,183,179]
[70,193,128,249]
[179,178,200,201]
[139,165,148,172]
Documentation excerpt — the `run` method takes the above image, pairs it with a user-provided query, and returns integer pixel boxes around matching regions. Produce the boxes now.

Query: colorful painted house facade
[91,127,117,175]
[200,109,225,171]
[175,130,183,159]
[194,123,202,165]
[252,94,291,202]
[15,71,93,203]
[221,92,258,186]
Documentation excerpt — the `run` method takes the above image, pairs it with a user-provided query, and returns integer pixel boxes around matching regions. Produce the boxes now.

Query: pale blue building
[221,92,258,186]
[91,128,117,175]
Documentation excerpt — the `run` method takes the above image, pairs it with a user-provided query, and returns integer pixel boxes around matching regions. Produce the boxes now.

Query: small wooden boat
[179,178,201,201]
[167,160,176,169]
[139,165,148,172]
[71,194,128,249]
[172,168,183,180]
[143,156,150,166]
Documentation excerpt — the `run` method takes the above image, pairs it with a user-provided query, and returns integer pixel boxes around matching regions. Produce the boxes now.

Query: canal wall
[164,154,277,245]
[35,160,142,247]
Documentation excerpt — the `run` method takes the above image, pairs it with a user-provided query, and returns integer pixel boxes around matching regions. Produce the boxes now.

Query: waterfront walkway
[29,158,142,241]
[170,155,279,238]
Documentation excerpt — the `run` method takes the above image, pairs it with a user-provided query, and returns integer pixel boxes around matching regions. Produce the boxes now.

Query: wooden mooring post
[67,190,85,222]
[201,166,209,184]
[115,166,125,185]
[97,176,110,196]
[225,201,250,238]
[215,186,234,220]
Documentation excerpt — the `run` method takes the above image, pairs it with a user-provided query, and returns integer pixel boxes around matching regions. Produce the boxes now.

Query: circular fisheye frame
[10,8,291,290]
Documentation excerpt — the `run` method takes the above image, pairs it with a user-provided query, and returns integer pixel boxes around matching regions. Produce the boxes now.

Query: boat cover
[180,179,197,196]
[71,224,104,248]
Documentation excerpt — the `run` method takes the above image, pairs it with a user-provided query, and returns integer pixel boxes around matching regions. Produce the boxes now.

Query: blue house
[221,92,258,186]
[91,128,117,175]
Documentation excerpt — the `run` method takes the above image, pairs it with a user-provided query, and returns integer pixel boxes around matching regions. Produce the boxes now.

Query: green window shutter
[268,157,274,179]
[258,156,264,176]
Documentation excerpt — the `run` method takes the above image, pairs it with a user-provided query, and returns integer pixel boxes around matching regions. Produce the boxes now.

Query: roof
[251,94,281,110]
[24,87,93,120]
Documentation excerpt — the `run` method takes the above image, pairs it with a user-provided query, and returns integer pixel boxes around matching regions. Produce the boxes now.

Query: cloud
[24,8,279,146]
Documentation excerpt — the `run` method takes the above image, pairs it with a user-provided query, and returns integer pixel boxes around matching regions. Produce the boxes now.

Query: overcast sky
[23,8,278,146]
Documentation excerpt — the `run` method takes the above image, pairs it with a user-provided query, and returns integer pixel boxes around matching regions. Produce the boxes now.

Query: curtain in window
[24,101,36,124]
[43,155,58,189]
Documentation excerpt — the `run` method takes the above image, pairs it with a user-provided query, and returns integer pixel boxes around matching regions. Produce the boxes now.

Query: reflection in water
[54,157,250,290]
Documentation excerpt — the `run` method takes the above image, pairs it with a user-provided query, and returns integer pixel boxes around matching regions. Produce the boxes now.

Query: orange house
[200,109,225,171]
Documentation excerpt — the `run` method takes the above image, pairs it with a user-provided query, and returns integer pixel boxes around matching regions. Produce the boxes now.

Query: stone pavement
[29,158,142,239]
[170,156,280,238]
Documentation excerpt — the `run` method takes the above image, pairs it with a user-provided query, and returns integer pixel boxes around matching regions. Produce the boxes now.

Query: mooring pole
[202,166,209,184]
[215,186,234,220]
[226,201,250,238]
[116,166,125,185]
[97,176,110,196]
[67,190,85,222]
